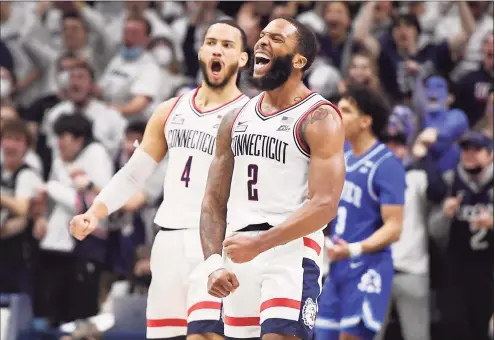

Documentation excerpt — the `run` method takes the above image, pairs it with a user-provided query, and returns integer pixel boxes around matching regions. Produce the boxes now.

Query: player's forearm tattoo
[200,110,237,259]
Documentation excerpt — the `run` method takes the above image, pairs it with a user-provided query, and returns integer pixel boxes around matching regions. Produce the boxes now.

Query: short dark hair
[0,118,32,146]
[277,16,318,73]
[342,83,391,138]
[126,15,152,36]
[126,120,147,136]
[204,19,248,53]
[53,114,93,140]
[72,60,95,81]
[62,11,87,30]
[391,13,422,36]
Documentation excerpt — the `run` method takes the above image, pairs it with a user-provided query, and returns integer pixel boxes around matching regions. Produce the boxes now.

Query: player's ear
[293,53,307,71]
[198,46,203,61]
[239,51,248,68]
[360,115,372,130]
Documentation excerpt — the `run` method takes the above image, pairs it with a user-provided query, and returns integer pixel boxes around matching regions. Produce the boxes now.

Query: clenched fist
[207,269,239,298]
[70,213,99,240]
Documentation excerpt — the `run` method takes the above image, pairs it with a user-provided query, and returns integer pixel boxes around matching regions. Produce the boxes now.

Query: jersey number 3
[181,156,193,187]
[247,164,258,201]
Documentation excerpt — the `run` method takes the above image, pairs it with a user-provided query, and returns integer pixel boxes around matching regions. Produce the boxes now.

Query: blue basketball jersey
[329,142,406,255]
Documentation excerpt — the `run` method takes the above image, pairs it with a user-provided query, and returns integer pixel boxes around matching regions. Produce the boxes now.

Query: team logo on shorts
[358,269,382,294]
[302,298,317,329]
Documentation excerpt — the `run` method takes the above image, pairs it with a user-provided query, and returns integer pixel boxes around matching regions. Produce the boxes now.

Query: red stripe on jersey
[147,318,188,328]
[187,301,222,316]
[192,87,246,114]
[260,298,301,312]
[303,237,322,256]
[223,316,260,327]
[163,94,184,130]
[256,91,315,118]
[294,101,341,155]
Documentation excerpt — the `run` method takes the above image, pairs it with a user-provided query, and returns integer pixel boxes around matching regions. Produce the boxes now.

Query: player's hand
[443,194,462,218]
[69,212,98,240]
[326,237,350,261]
[207,268,239,298]
[223,233,262,263]
[32,217,48,240]
[471,208,494,230]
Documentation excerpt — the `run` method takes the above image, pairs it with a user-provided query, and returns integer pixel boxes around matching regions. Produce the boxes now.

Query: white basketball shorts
[146,229,222,339]
[223,229,324,340]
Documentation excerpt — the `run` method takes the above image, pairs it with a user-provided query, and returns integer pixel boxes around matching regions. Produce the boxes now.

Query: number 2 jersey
[154,88,249,229]
[226,91,338,232]
[448,164,493,273]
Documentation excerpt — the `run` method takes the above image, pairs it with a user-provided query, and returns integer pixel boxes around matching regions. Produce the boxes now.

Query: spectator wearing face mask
[149,35,190,102]
[432,131,494,340]
[35,114,113,326]
[98,16,160,120]
[454,31,494,127]
[0,119,43,296]
[355,1,476,103]
[43,61,127,161]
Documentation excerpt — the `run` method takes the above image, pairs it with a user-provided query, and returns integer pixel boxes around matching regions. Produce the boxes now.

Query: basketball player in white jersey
[199,17,345,340]
[69,20,249,340]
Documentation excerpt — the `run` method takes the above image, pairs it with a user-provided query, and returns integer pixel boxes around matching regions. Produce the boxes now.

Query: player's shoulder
[370,144,404,174]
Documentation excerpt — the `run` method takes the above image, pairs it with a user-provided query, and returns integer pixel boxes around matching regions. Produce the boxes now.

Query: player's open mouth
[210,60,223,76]
[254,52,271,73]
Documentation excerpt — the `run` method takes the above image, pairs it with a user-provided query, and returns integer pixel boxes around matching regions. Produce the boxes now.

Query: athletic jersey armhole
[229,101,250,135]
[367,152,393,202]
[293,100,336,157]
[162,94,184,130]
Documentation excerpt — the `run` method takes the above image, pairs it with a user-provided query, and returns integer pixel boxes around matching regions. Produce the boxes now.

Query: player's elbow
[315,195,339,223]
[389,222,402,243]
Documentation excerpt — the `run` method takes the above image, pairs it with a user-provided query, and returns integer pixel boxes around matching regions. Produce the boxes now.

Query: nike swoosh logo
[350,262,363,269]
[238,121,249,125]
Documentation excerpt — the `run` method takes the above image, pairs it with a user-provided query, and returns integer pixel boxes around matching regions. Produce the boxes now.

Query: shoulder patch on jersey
[277,125,291,132]
[302,297,317,329]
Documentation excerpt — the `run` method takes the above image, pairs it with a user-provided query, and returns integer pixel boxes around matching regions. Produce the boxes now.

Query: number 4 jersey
[154,88,249,229]
[227,91,338,232]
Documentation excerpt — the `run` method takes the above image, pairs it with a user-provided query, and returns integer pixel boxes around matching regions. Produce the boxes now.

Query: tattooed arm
[255,104,345,252]
[200,109,237,259]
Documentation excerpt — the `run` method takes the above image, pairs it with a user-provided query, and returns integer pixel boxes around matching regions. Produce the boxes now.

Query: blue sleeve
[372,154,406,205]
[431,108,469,155]
[421,153,449,203]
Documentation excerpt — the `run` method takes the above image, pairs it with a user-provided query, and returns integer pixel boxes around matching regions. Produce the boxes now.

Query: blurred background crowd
[0,1,493,340]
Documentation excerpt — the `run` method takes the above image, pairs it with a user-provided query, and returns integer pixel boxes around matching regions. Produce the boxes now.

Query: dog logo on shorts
[302,298,317,329]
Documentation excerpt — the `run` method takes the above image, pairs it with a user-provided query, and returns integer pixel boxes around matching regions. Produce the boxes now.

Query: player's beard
[248,53,293,91]
[199,59,238,89]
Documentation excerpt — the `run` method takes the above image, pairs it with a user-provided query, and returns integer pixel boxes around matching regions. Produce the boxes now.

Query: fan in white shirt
[98,16,161,121]
[43,62,127,159]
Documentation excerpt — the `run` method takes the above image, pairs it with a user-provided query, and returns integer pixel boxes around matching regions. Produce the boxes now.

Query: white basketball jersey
[154,88,249,229]
[227,92,336,232]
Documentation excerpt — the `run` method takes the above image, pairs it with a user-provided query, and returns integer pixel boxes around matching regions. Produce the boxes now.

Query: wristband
[203,254,224,276]
[348,242,362,258]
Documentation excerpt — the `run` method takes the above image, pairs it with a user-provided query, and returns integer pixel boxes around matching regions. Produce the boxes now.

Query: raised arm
[200,109,237,260]
[255,104,345,252]
[353,1,381,60]
[70,98,178,240]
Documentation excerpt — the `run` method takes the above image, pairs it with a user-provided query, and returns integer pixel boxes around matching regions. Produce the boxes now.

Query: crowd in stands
[0,1,493,339]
